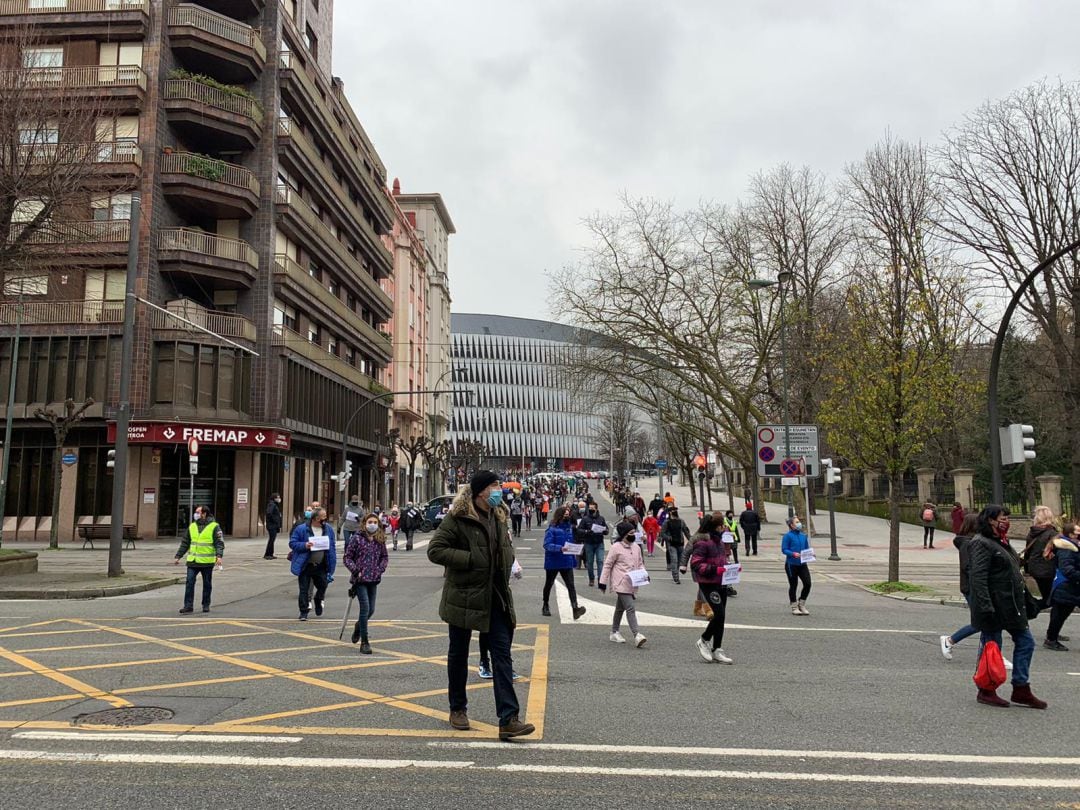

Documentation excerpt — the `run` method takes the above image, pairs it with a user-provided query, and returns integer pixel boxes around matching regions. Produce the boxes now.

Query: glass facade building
[450,314,605,472]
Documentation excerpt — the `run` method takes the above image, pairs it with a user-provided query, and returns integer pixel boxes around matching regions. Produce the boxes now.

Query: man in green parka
[428,470,535,740]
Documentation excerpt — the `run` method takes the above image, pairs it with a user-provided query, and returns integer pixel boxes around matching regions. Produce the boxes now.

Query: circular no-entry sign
[757,427,775,444]
[188,438,199,457]
[758,447,775,462]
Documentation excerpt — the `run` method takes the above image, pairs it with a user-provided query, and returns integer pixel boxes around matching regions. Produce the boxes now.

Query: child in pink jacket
[600,529,649,647]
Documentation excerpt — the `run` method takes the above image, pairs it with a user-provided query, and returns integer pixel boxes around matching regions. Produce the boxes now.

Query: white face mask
[365,522,379,533]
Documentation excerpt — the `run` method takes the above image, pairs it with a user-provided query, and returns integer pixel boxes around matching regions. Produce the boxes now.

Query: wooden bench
[78,525,139,550]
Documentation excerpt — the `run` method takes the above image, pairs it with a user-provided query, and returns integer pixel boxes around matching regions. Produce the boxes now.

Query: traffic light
[331,473,347,492]
[821,457,840,486]
[106,449,116,469]
[1000,424,1036,465]
[344,459,353,481]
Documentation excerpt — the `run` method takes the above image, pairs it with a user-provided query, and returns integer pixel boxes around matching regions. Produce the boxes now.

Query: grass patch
[0,548,29,558]
[868,581,932,594]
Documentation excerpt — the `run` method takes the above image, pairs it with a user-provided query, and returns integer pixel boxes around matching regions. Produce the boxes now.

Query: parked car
[421,495,454,532]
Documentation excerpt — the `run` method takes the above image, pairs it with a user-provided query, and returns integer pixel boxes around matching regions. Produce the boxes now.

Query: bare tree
[35,397,93,550]
[394,433,432,504]
[938,78,1080,509]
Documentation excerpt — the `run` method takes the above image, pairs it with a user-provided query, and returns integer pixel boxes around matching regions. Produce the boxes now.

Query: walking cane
[338,589,355,640]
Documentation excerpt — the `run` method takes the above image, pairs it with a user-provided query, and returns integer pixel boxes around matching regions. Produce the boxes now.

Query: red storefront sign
[107,421,291,451]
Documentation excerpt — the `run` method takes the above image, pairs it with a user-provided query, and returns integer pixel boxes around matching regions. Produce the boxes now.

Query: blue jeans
[447,606,519,724]
[183,565,213,609]
[949,596,978,644]
[979,627,1035,686]
[584,542,605,583]
[352,582,378,642]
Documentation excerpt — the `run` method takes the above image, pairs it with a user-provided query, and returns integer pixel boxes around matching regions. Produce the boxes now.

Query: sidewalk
[606,474,967,605]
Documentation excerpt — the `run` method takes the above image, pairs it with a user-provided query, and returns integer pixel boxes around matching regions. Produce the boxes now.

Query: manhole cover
[75,707,175,727]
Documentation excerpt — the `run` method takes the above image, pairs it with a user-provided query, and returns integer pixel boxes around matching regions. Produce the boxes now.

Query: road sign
[188,437,199,457]
[654,459,667,469]
[755,424,820,478]
[189,459,199,476]
[61,452,78,466]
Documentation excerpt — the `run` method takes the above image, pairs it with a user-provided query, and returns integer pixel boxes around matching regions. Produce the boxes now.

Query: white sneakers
[696,637,714,662]
[939,635,953,661]
[1004,658,1014,671]
[610,631,626,644]
[634,633,647,648]
[712,648,733,664]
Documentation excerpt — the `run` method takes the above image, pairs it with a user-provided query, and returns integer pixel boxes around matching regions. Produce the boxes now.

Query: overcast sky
[335,0,1080,321]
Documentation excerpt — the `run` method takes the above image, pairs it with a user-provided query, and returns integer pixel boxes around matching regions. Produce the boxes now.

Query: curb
[0,576,183,600]
[849,581,966,607]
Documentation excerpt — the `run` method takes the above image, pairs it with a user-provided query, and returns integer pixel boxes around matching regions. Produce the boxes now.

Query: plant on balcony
[185,153,226,182]
[168,68,257,102]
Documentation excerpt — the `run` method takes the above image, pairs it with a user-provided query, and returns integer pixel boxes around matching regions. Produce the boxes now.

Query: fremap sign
[107,421,292,451]
[755,424,819,479]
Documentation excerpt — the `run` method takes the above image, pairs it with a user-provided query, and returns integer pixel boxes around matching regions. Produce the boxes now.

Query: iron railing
[158,227,258,268]
[160,152,259,193]
[164,78,262,121]
[169,4,265,60]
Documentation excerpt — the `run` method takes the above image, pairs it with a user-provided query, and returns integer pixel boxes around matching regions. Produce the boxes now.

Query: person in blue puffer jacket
[781,515,812,616]
[289,506,337,621]
[541,505,586,620]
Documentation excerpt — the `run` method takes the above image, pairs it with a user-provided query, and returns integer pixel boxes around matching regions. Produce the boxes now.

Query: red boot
[1009,683,1048,709]
[976,688,1010,707]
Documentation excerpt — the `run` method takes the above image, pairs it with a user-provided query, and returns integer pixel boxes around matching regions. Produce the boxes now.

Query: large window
[0,336,115,407]
[152,342,250,413]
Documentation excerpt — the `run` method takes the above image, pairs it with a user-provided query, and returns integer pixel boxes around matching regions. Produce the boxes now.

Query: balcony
[160,151,260,218]
[200,0,263,18]
[276,116,394,281]
[277,52,394,234]
[11,141,142,184]
[0,299,124,326]
[169,4,266,84]
[158,227,259,288]
[273,253,392,364]
[0,0,149,37]
[272,324,384,394]
[10,219,130,268]
[150,301,257,344]
[274,185,394,321]
[0,65,146,106]
[163,77,263,150]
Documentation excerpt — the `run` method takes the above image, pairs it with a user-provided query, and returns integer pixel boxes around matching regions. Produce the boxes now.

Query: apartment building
[0,0,397,540]
[392,182,454,497]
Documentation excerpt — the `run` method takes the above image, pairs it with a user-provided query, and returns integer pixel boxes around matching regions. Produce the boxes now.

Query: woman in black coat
[1044,523,1080,651]
[967,504,1045,709]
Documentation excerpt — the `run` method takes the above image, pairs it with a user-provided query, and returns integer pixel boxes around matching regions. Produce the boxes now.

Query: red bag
[973,640,1007,690]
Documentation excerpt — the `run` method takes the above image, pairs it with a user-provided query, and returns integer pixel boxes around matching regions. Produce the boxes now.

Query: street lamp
[749,270,794,518]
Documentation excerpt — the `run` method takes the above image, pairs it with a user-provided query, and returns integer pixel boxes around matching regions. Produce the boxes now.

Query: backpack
[922,508,935,522]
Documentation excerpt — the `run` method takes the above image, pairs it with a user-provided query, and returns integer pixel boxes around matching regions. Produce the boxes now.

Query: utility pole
[108,195,140,577]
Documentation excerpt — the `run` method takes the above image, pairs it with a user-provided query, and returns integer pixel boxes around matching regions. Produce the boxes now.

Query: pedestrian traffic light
[821,458,840,486]
[106,449,116,469]
[999,424,1036,465]
[344,459,353,481]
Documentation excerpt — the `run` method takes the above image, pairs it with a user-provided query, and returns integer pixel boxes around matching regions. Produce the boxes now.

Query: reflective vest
[187,521,219,565]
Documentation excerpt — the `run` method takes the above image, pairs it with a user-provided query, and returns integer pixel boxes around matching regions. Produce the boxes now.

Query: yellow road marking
[0,642,130,709]
[71,620,501,734]
[525,624,550,739]
[0,628,102,640]
[0,619,69,636]
[0,694,84,709]
[166,631,275,642]
[14,640,150,655]
[113,674,274,694]
[0,719,495,738]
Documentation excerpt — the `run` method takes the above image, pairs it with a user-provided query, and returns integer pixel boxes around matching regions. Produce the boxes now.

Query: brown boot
[1010,683,1048,709]
[976,688,1010,708]
[499,715,535,741]
[449,709,470,730]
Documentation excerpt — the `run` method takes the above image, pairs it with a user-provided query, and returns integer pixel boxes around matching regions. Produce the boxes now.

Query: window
[307,323,320,345]
[18,121,58,145]
[176,343,196,405]
[10,198,46,229]
[96,116,139,158]
[218,349,236,409]
[23,46,62,70]
[4,272,48,296]
[273,302,297,331]
[98,42,142,67]
[84,270,125,301]
[308,263,321,281]
[327,335,338,356]
[154,343,175,404]
[327,277,339,297]
[91,193,131,221]
[304,24,318,59]
[198,346,215,408]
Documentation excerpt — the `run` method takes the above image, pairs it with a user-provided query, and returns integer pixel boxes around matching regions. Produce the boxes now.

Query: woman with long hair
[689,514,733,664]
[344,512,389,654]
[541,505,586,620]
[1021,505,1061,610]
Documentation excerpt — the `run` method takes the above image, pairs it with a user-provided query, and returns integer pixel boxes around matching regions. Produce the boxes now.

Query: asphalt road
[1,499,1078,809]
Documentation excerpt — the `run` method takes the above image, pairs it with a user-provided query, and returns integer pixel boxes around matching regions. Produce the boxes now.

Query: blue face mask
[487,490,503,508]
[304,509,313,519]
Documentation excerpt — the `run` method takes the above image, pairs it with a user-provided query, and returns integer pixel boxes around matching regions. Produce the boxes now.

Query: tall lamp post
[988,238,1080,503]
[749,270,794,518]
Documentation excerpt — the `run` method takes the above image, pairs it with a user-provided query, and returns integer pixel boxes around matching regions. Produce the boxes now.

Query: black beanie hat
[469,470,499,494]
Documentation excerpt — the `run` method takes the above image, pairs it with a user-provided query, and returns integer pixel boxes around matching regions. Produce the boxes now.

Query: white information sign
[628,568,651,587]
[562,542,584,555]
[722,564,742,585]
[755,424,820,479]
[310,536,330,551]
[800,547,817,564]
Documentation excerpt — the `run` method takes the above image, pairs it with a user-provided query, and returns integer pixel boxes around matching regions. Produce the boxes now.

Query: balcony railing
[169,4,266,60]
[14,140,141,167]
[164,78,262,121]
[160,152,259,194]
[0,65,147,90]
[277,115,292,136]
[12,219,130,245]
[272,324,382,391]
[0,299,123,325]
[151,303,256,342]
[158,228,258,267]
[0,0,149,15]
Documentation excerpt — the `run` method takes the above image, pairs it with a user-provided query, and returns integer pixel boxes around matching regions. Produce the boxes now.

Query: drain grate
[74,707,176,728]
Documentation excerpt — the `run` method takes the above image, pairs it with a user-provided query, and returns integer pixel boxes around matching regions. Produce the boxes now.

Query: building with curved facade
[450,313,606,473]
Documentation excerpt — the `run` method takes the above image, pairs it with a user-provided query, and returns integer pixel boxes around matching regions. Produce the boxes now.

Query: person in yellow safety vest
[174,505,225,614]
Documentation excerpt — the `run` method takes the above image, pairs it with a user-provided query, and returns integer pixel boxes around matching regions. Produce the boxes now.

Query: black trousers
[263,529,279,557]
[744,530,758,555]
[786,563,812,602]
[511,515,523,535]
[543,568,577,607]
[699,584,728,649]
[298,563,328,614]
[1047,603,1075,642]
[447,606,519,724]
